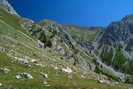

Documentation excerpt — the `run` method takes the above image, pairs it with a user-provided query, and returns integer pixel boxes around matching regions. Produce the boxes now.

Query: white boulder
[41,73,48,78]
[0,83,2,87]
[98,79,110,84]
[54,66,58,70]
[14,57,29,64]
[62,67,72,73]
[16,73,34,79]
[0,68,10,73]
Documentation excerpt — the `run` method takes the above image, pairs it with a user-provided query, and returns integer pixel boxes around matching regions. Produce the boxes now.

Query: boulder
[41,73,48,78]
[98,79,110,84]
[81,75,86,79]
[62,67,72,73]
[14,57,29,64]
[0,68,10,73]
[37,40,44,48]
[54,66,58,70]
[43,81,48,85]
[0,47,6,52]
[0,83,2,87]
[43,81,51,87]
[30,59,37,63]
[16,75,22,79]
[16,73,34,79]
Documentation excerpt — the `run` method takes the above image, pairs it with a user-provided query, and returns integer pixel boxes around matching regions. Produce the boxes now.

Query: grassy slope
[0,8,40,58]
[0,9,133,89]
[0,53,133,89]
[66,27,99,42]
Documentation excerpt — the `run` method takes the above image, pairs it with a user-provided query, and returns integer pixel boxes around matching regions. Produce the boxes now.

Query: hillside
[0,0,133,89]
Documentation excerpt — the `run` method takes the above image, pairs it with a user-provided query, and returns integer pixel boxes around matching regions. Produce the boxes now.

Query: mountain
[0,0,19,16]
[96,14,133,83]
[0,0,133,89]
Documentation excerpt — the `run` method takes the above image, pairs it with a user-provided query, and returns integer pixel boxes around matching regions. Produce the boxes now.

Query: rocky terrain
[0,0,133,89]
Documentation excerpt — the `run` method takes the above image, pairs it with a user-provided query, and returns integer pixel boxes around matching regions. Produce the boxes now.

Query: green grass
[66,27,99,42]
[0,52,133,89]
[100,47,114,66]
[100,47,133,75]
[0,8,28,34]
[0,8,42,59]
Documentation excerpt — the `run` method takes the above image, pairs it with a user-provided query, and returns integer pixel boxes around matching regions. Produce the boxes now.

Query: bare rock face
[99,15,133,50]
[95,15,133,83]
[0,0,19,16]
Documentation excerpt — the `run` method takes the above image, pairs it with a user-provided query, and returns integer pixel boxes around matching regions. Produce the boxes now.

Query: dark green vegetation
[100,46,133,76]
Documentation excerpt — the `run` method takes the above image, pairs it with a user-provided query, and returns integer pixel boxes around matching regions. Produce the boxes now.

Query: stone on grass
[62,67,72,73]
[0,83,2,87]
[41,72,48,78]
[16,73,34,79]
[43,81,48,85]
[54,66,58,70]
[98,79,110,84]
[18,58,29,64]
[30,59,37,63]
[37,40,44,48]
[0,47,6,52]
[81,75,86,79]
[45,84,51,87]
[27,65,32,68]
[43,81,50,87]
[14,57,29,64]
[0,68,10,73]
[16,75,22,79]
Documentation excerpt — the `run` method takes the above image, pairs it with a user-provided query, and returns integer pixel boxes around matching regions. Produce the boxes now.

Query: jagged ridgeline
[0,0,133,89]
[96,15,133,83]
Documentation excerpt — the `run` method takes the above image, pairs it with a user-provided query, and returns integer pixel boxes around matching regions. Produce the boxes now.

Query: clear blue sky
[8,0,133,27]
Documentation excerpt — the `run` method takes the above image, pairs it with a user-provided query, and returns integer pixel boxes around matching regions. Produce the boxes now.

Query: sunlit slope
[0,9,41,58]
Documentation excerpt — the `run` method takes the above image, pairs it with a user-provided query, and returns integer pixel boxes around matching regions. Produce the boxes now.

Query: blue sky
[8,0,133,27]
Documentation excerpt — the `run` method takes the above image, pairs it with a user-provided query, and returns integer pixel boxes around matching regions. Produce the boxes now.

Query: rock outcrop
[95,15,133,83]
[0,0,19,16]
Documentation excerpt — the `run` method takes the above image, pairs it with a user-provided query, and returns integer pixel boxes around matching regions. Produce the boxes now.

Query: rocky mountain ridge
[0,0,133,89]
[0,0,18,16]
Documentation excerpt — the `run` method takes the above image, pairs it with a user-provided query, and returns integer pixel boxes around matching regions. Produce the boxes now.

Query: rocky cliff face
[20,19,97,72]
[0,0,19,16]
[99,15,133,47]
[96,15,133,83]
